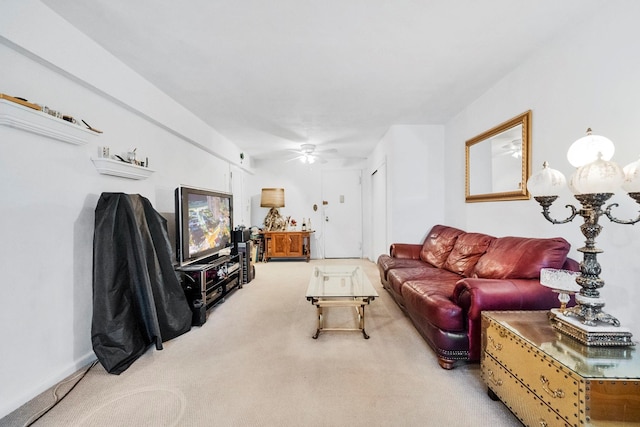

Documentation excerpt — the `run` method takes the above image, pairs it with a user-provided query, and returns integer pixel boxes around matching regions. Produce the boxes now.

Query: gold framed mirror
[465,110,531,203]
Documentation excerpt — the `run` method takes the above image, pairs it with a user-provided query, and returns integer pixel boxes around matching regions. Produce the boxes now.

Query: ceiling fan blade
[316,148,338,154]
[285,155,304,163]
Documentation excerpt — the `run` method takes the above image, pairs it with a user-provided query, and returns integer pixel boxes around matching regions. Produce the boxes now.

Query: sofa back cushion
[420,225,465,268]
[443,232,495,277]
[472,236,571,279]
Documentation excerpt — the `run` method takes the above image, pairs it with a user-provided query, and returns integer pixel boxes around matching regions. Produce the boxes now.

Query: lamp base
[263,207,286,231]
[548,309,635,347]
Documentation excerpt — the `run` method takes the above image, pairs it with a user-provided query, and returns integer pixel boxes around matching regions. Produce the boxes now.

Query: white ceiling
[42,0,606,160]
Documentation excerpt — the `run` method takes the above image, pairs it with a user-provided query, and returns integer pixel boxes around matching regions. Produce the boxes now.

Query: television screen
[176,186,233,265]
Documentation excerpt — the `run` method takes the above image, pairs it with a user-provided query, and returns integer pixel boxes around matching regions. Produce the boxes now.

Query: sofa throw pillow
[443,232,494,277]
[419,225,465,268]
[472,236,571,280]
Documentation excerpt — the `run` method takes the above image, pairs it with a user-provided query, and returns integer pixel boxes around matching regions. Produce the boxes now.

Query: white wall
[0,1,250,417]
[443,2,640,335]
[248,159,367,260]
[369,125,445,253]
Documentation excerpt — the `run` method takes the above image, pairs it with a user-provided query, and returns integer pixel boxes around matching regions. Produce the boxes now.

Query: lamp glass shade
[622,157,640,193]
[567,130,614,168]
[526,162,566,196]
[260,188,285,207]
[572,156,624,194]
[540,268,581,293]
[567,169,582,194]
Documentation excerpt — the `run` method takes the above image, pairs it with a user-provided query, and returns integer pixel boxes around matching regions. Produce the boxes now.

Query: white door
[371,162,387,260]
[322,169,362,258]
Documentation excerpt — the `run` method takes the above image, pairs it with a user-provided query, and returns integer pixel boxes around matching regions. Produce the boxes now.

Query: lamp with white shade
[527,128,640,346]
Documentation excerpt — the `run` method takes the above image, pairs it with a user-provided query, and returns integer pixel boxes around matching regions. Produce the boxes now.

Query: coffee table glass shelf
[305,265,378,339]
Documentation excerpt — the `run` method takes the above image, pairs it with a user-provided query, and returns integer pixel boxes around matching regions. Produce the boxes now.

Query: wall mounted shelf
[91,157,156,180]
[0,99,99,145]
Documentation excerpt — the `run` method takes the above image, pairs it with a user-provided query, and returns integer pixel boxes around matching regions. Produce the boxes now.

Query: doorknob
[325,216,329,222]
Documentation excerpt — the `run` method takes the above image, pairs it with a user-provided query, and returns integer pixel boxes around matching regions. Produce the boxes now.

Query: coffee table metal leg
[360,304,370,339]
[311,300,371,339]
[313,305,322,339]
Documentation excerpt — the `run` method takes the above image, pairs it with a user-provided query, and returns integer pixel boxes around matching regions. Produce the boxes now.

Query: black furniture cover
[92,193,191,374]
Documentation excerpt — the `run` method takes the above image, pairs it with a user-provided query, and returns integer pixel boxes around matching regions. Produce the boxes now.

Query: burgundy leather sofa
[377,224,577,369]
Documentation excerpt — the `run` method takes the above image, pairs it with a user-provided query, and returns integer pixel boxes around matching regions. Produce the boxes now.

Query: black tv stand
[175,253,243,325]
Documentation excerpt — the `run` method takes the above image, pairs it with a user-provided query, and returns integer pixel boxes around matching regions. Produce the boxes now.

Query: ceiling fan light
[300,154,315,164]
[301,143,315,154]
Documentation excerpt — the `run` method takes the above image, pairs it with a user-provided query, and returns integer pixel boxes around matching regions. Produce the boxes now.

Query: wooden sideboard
[262,231,313,262]
[481,311,640,426]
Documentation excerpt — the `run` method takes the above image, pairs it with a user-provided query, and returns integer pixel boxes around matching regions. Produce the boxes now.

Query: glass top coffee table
[305,265,379,339]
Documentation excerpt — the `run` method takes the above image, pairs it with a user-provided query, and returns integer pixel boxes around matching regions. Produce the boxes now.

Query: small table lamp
[261,188,286,231]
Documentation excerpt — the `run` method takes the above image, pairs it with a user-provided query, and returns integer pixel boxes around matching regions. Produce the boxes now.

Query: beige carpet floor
[4,259,520,426]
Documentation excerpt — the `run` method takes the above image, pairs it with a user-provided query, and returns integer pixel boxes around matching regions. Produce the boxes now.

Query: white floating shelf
[0,99,99,145]
[91,157,156,180]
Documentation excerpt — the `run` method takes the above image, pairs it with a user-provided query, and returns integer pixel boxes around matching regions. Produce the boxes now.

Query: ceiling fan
[287,143,338,164]
[496,139,522,158]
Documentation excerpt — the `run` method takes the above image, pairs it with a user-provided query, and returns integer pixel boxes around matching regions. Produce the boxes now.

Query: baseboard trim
[1,351,97,420]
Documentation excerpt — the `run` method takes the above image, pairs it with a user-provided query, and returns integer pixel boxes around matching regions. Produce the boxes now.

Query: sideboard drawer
[482,355,571,427]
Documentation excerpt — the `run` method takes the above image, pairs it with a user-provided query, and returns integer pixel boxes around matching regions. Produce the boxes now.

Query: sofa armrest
[452,278,560,361]
[390,243,422,259]
[454,278,560,315]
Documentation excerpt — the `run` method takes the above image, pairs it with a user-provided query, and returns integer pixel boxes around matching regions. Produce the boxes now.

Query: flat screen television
[175,186,233,265]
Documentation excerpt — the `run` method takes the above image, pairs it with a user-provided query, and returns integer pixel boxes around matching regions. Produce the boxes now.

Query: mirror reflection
[465,111,531,202]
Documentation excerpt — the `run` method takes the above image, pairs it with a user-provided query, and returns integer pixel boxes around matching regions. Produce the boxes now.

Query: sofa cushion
[402,280,465,332]
[472,236,571,279]
[443,232,494,277]
[419,225,465,268]
[387,266,461,299]
[377,255,426,279]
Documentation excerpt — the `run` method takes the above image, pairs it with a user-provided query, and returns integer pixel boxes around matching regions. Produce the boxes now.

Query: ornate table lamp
[260,188,286,231]
[527,129,640,346]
